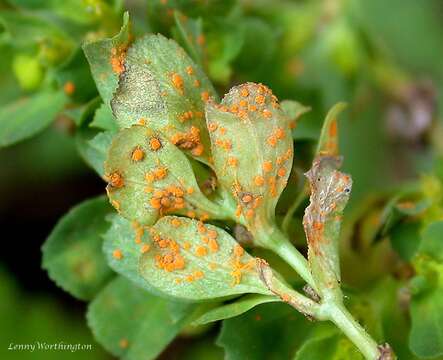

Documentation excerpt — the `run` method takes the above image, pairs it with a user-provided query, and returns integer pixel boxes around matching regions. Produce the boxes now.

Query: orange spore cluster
[149,185,186,213]
[179,110,193,123]
[110,45,128,74]
[131,221,144,244]
[145,166,168,185]
[113,249,123,260]
[230,244,254,285]
[171,73,184,94]
[171,126,204,156]
[149,137,162,151]
[152,232,185,272]
[186,66,194,75]
[201,91,210,102]
[107,171,124,188]
[131,146,145,162]
[119,338,129,349]
[63,81,75,95]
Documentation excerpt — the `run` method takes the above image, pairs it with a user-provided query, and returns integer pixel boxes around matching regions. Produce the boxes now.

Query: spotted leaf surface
[87,276,187,360]
[107,215,271,301]
[205,82,293,233]
[104,125,224,226]
[111,34,217,164]
[303,156,352,294]
[83,12,131,109]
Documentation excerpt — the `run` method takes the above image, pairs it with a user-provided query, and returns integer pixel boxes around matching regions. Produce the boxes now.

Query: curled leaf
[135,216,271,300]
[83,12,131,109]
[104,125,225,225]
[303,156,352,294]
[316,102,347,157]
[205,82,294,235]
[111,34,217,164]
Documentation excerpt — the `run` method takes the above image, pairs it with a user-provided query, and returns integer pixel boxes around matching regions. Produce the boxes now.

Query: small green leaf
[0,91,66,147]
[205,83,293,235]
[76,128,114,177]
[409,221,443,358]
[217,302,313,360]
[192,294,278,325]
[294,328,364,360]
[280,99,311,131]
[303,156,352,294]
[42,196,113,301]
[110,34,217,164]
[104,125,224,225]
[87,276,186,360]
[89,103,119,131]
[83,12,131,109]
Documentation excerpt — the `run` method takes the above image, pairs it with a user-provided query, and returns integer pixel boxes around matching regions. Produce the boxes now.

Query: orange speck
[63,81,75,95]
[234,245,244,257]
[186,66,194,75]
[149,137,162,151]
[267,135,277,147]
[263,109,272,118]
[255,95,265,104]
[241,88,249,97]
[313,221,323,231]
[201,91,210,102]
[207,229,217,239]
[183,241,191,250]
[150,197,161,209]
[171,73,184,94]
[276,127,285,139]
[186,274,194,282]
[175,278,182,284]
[197,34,205,45]
[239,99,248,107]
[113,249,123,260]
[195,246,207,257]
[194,79,201,88]
[153,167,168,180]
[277,167,286,177]
[141,244,150,253]
[242,194,253,203]
[187,210,196,218]
[208,122,218,132]
[329,120,338,137]
[110,46,127,74]
[171,218,182,227]
[263,161,273,172]
[289,120,296,129]
[194,270,204,279]
[219,127,227,135]
[138,118,146,125]
[187,187,194,194]
[228,157,238,167]
[208,238,219,252]
[119,338,129,349]
[131,147,145,162]
[281,294,290,302]
[254,176,265,186]
[246,209,254,218]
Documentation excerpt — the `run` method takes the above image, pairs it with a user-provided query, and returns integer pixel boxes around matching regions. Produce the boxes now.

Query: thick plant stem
[325,302,380,360]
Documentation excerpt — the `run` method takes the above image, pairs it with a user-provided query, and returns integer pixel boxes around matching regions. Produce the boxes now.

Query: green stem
[324,302,380,360]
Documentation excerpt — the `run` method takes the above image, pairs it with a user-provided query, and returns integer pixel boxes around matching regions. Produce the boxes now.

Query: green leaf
[104,125,224,225]
[389,221,421,261]
[303,156,352,294]
[0,91,66,147]
[409,220,443,358]
[89,103,119,132]
[217,302,314,360]
[205,83,293,234]
[294,328,364,360]
[104,215,271,301]
[192,294,278,325]
[76,128,114,177]
[42,196,114,301]
[83,12,131,109]
[110,33,217,164]
[316,102,347,156]
[280,99,311,132]
[87,276,186,360]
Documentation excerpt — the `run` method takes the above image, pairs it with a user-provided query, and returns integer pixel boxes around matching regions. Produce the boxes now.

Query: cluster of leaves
[1,0,443,359]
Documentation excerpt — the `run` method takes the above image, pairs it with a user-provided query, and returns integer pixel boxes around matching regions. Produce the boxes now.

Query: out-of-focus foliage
[0,0,442,359]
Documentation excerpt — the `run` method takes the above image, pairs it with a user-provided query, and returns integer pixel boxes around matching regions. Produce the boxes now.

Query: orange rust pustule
[149,137,162,151]
[63,81,75,95]
[149,185,186,213]
[171,73,184,94]
[131,147,145,162]
[110,45,128,74]
[107,171,124,188]
[152,233,186,272]
[171,126,204,156]
[230,244,254,285]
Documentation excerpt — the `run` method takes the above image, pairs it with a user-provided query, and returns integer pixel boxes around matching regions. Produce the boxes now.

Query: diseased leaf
[83,12,131,109]
[205,82,294,234]
[76,128,115,177]
[409,221,443,358]
[192,294,278,325]
[87,276,187,360]
[217,302,314,360]
[104,215,271,301]
[0,91,66,147]
[42,197,113,301]
[316,102,347,157]
[111,34,217,164]
[303,156,352,294]
[104,125,225,225]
